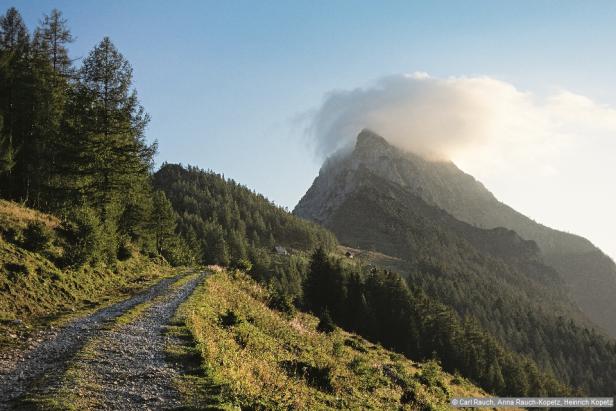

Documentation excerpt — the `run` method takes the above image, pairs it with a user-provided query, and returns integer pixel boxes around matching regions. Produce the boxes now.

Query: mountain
[294,129,616,394]
[296,129,616,339]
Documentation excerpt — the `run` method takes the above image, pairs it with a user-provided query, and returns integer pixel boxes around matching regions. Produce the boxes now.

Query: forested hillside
[296,132,616,395]
[302,248,571,397]
[0,7,184,266]
[153,163,336,292]
[297,129,616,338]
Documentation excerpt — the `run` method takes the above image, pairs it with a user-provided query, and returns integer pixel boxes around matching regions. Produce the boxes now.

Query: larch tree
[26,9,74,207]
[58,37,156,219]
[32,9,73,77]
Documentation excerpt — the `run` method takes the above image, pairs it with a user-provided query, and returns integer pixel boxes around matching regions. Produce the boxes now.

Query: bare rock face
[295,128,495,226]
[294,128,616,338]
[294,130,394,224]
[292,154,353,225]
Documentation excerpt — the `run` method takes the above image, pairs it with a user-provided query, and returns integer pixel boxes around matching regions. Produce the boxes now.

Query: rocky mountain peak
[355,128,391,151]
[295,128,616,338]
[352,129,398,166]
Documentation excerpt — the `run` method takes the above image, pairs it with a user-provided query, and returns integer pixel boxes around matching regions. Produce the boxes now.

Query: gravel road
[0,272,204,410]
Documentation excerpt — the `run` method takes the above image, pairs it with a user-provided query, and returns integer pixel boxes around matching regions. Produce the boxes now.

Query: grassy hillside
[0,200,59,230]
[169,270,498,410]
[0,200,175,347]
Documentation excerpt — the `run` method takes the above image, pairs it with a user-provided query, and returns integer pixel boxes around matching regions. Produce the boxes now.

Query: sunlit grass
[0,200,177,348]
[175,270,495,410]
[0,199,59,229]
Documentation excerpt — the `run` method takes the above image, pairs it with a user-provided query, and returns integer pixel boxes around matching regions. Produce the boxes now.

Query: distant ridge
[295,129,616,338]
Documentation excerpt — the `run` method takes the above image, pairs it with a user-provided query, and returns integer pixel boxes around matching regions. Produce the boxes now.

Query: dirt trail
[0,272,204,410]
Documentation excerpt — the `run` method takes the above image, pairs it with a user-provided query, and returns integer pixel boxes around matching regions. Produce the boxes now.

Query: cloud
[305,73,616,259]
[307,73,616,167]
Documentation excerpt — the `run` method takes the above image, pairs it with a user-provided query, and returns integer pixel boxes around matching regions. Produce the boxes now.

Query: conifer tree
[0,114,16,176]
[0,7,31,199]
[151,190,177,255]
[303,246,329,314]
[57,37,156,217]
[32,9,73,77]
[0,8,74,207]
[26,9,74,207]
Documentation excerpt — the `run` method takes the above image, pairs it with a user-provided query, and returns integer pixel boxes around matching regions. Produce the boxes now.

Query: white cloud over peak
[306,73,616,259]
[308,73,615,163]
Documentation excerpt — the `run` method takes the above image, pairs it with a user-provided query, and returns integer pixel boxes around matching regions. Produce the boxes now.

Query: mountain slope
[171,269,499,410]
[294,130,616,394]
[153,163,336,257]
[296,129,616,338]
[0,200,175,350]
[152,163,337,297]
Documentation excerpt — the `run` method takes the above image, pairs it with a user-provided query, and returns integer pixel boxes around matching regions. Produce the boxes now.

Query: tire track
[56,273,204,410]
[0,272,201,409]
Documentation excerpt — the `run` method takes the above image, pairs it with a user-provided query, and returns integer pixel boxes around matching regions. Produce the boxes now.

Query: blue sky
[7,1,616,257]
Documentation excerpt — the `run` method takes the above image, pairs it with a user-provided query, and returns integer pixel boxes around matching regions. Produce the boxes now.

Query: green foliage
[0,115,16,175]
[267,290,295,316]
[149,190,192,265]
[118,190,155,252]
[302,249,573,396]
[153,163,337,269]
[280,360,334,393]
[22,221,53,253]
[317,309,336,334]
[418,360,445,390]
[60,206,103,266]
[116,237,133,261]
[32,9,74,77]
[233,258,253,272]
[219,309,242,328]
[1,226,23,244]
[158,235,193,266]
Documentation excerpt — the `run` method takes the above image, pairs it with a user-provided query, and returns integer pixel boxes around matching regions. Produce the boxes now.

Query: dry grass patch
[0,199,59,230]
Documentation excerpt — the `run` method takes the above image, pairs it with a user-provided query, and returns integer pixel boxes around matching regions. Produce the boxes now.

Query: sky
[7,0,616,259]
